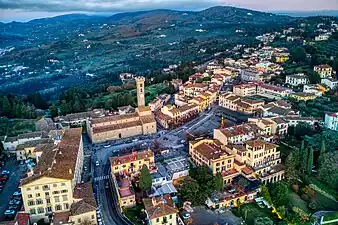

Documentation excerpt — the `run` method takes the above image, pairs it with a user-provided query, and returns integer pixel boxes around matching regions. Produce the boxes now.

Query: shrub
[292,184,299,193]
[308,202,316,210]
[292,207,310,222]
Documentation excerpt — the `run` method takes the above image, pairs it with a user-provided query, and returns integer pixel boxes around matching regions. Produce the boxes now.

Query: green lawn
[124,204,144,225]
[234,203,277,225]
[288,191,311,213]
[0,118,36,136]
[323,211,338,222]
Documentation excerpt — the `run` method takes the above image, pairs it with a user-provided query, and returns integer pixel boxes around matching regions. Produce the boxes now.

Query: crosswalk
[94,175,110,181]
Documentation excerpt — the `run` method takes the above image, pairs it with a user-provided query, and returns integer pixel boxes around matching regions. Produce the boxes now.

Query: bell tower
[135,76,145,107]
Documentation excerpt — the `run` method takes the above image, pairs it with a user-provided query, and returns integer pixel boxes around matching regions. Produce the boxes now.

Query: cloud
[0,0,337,13]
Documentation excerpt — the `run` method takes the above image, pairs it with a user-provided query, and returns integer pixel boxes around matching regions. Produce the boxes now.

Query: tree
[254,217,274,225]
[317,152,338,189]
[49,104,58,118]
[285,152,298,181]
[308,71,321,84]
[319,139,326,163]
[291,47,307,63]
[27,92,48,110]
[0,141,4,157]
[300,147,309,174]
[307,147,314,175]
[180,178,205,206]
[213,172,223,191]
[260,185,273,205]
[139,164,152,192]
[2,96,11,117]
[294,122,313,140]
[271,181,288,206]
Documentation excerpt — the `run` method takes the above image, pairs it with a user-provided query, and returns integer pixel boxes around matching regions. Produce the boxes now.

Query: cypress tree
[307,147,314,175]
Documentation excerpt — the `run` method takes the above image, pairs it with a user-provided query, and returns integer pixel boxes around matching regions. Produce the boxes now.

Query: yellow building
[233,83,257,97]
[143,195,178,225]
[112,174,136,210]
[189,139,239,184]
[87,77,157,143]
[219,92,264,114]
[290,92,317,101]
[15,139,52,161]
[182,82,209,98]
[314,64,333,78]
[274,52,290,63]
[20,128,84,221]
[110,150,155,176]
[70,182,97,225]
[189,96,208,112]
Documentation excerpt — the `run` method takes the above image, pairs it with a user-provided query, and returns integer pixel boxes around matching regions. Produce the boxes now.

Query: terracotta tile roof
[110,150,154,167]
[73,182,97,208]
[194,141,231,160]
[291,92,316,97]
[90,112,138,124]
[70,200,96,216]
[16,138,51,150]
[156,111,173,121]
[271,117,287,124]
[18,131,43,140]
[53,212,70,224]
[20,128,82,186]
[265,142,279,150]
[92,120,142,133]
[221,169,239,177]
[315,64,331,69]
[118,178,134,198]
[218,124,255,137]
[245,139,267,148]
[143,194,178,220]
[140,115,156,124]
[138,106,151,112]
[242,167,254,175]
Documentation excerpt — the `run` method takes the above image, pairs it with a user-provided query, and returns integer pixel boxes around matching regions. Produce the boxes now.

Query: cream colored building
[189,138,285,185]
[110,150,155,176]
[233,83,257,96]
[20,128,84,221]
[219,92,264,114]
[314,64,333,78]
[143,195,178,225]
[87,76,157,143]
[183,83,209,98]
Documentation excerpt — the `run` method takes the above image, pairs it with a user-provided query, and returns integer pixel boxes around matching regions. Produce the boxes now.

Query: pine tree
[319,139,326,162]
[50,104,58,118]
[2,96,11,117]
[213,172,224,191]
[139,164,152,192]
[301,147,309,174]
[307,147,314,175]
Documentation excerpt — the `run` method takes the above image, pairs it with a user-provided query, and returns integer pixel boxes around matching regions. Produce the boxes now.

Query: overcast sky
[1,0,338,22]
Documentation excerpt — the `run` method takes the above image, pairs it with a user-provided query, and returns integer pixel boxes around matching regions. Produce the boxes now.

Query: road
[0,157,23,221]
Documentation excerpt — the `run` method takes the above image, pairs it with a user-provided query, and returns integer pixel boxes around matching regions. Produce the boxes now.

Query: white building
[241,68,262,81]
[321,78,338,90]
[324,112,338,131]
[285,74,309,87]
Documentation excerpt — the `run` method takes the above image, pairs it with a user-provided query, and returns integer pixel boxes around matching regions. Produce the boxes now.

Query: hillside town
[0,12,338,225]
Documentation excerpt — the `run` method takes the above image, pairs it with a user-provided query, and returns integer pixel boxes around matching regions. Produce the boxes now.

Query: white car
[5,210,16,216]
[1,170,10,175]
[13,191,21,196]
[95,161,100,166]
[104,145,111,148]
[183,213,191,219]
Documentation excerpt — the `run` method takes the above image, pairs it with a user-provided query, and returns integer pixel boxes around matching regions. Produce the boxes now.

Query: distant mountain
[273,10,338,17]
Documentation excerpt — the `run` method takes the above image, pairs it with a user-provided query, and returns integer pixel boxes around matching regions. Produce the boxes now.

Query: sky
[1,0,338,22]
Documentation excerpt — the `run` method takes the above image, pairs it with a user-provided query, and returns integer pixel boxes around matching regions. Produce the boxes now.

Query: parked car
[1,170,10,175]
[13,191,22,196]
[183,213,191,219]
[8,205,19,210]
[4,210,16,217]
[0,175,8,181]
[9,199,21,205]
[95,161,100,167]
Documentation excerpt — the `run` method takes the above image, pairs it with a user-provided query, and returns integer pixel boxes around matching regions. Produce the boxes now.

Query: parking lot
[0,156,24,221]
[184,206,243,225]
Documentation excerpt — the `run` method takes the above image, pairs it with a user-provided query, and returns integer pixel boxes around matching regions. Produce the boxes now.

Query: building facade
[285,74,309,86]
[324,112,338,131]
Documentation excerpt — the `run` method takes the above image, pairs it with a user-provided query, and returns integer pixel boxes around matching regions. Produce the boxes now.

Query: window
[78,218,81,223]
[29,208,36,215]
[55,205,62,211]
[28,194,33,198]
[156,218,159,223]
[62,195,68,201]
[46,207,52,212]
[64,203,69,209]
[35,186,39,190]
[122,165,126,168]
[53,184,57,187]
[91,215,95,219]
[43,185,49,190]
[27,188,31,191]
[169,215,172,219]
[36,199,43,205]
[61,190,68,193]
[54,196,60,202]
[228,159,231,163]
[28,200,35,206]
[53,191,60,195]
[46,199,51,204]
[61,183,66,186]
[36,193,40,197]
[37,207,44,214]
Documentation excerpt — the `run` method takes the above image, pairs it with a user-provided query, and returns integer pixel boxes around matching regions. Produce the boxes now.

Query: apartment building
[240,68,262,81]
[109,150,155,176]
[19,128,84,221]
[321,78,338,89]
[314,64,333,78]
[219,92,264,114]
[285,74,309,87]
[249,117,288,137]
[256,83,293,99]
[143,195,178,225]
[324,112,338,131]
[213,124,257,145]
[233,83,257,96]
[2,131,45,152]
[189,139,239,184]
[290,92,317,101]
[182,83,209,98]
[112,174,136,209]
